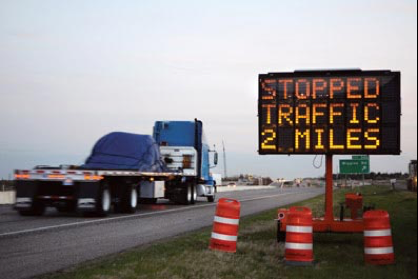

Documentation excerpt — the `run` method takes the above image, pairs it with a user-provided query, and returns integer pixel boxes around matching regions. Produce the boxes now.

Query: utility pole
[222,141,228,179]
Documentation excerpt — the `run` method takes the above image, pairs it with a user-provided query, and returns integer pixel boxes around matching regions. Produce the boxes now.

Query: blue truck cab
[153,119,218,201]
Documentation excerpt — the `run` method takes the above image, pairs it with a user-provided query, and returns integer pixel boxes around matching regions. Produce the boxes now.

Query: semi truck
[14,119,218,217]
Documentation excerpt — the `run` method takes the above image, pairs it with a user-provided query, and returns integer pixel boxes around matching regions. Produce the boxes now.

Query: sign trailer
[258,69,401,233]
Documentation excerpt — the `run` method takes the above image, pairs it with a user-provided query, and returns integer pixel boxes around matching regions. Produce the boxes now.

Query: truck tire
[120,186,138,214]
[191,184,197,205]
[95,185,111,217]
[207,184,216,203]
[178,183,193,205]
[19,201,45,217]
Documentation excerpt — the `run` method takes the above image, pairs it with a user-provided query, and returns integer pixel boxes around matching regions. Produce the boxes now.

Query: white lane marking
[0,190,320,238]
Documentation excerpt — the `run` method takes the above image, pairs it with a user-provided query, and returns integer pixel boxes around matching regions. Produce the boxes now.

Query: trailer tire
[95,185,111,217]
[121,186,138,214]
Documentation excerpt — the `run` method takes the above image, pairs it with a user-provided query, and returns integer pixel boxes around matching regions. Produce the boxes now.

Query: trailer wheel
[19,201,45,217]
[121,186,138,214]
[96,186,111,217]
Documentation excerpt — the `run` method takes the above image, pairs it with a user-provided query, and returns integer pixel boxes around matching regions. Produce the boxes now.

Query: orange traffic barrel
[363,210,395,265]
[285,207,314,265]
[209,198,241,253]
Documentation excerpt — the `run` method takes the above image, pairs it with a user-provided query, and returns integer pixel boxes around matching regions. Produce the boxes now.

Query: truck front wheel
[207,185,216,203]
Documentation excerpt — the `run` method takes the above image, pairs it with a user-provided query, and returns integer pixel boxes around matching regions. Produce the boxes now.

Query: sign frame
[258,69,401,155]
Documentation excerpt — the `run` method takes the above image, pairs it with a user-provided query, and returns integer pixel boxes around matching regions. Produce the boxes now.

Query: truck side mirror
[214,152,219,166]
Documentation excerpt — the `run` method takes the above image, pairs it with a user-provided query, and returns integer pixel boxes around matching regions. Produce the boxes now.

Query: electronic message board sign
[258,70,401,155]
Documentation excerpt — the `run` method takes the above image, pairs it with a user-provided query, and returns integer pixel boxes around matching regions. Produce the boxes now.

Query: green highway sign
[340,159,370,175]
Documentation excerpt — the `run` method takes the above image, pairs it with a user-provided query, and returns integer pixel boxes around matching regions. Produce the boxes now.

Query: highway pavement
[0,186,323,279]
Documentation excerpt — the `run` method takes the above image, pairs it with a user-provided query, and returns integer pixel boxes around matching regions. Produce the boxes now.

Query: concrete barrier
[0,191,15,205]
[217,186,277,193]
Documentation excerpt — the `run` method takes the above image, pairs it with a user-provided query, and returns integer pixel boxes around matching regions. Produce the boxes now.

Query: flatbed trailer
[14,165,213,217]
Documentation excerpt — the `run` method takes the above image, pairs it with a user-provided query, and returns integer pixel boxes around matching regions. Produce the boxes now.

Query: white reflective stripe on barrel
[211,233,238,242]
[364,229,392,237]
[286,225,313,234]
[285,242,313,250]
[214,216,240,225]
[364,247,394,255]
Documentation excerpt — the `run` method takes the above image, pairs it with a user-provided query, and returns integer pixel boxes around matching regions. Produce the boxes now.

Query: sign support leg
[325,154,334,222]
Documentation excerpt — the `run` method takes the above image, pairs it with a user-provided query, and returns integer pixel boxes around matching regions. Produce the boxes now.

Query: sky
[0,0,417,180]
